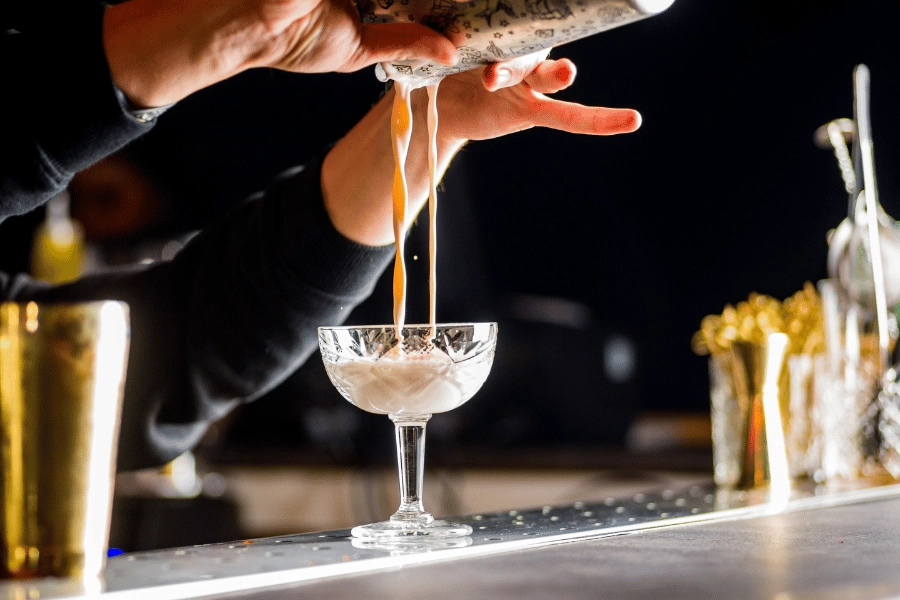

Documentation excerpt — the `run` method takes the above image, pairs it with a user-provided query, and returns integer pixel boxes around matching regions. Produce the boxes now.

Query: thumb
[482,49,551,91]
[352,23,459,71]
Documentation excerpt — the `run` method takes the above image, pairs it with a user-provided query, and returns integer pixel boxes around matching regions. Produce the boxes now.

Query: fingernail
[494,68,512,88]
[632,111,643,129]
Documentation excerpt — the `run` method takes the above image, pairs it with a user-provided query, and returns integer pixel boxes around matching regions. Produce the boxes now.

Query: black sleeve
[0,3,152,220]
[1,158,395,471]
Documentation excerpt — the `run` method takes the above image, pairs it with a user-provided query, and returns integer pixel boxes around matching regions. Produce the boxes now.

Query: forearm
[321,85,467,247]
[3,158,393,470]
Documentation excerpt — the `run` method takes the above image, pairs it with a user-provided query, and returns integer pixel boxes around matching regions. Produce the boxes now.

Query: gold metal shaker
[1,302,129,580]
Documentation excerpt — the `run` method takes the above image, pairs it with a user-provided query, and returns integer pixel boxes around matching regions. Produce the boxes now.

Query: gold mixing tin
[0,302,129,579]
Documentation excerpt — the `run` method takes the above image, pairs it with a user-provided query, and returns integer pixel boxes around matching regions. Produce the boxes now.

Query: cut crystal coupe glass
[318,323,497,538]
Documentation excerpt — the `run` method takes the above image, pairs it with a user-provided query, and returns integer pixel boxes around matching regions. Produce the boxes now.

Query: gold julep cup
[710,333,791,496]
[0,301,129,580]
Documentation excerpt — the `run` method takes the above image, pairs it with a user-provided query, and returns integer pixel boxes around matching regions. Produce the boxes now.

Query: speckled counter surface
[4,481,900,600]
[267,492,900,600]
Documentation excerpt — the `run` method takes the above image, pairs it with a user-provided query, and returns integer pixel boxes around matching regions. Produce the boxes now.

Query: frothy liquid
[327,349,491,416]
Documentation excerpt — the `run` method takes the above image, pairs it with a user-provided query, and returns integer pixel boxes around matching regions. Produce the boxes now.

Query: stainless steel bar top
[3,479,900,600]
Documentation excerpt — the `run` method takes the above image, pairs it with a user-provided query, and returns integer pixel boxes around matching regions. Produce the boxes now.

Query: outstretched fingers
[353,23,459,71]
[528,96,642,135]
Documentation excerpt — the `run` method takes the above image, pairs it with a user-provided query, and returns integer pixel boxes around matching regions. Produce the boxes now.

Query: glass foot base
[350,537,473,554]
[351,520,473,539]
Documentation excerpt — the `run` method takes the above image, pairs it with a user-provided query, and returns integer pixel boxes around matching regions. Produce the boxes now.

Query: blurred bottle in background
[30,192,86,284]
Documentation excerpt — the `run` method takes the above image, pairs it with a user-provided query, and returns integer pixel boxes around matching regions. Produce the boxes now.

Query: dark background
[2,0,898,461]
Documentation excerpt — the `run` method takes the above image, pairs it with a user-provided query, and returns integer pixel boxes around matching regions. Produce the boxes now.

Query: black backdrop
[2,0,898,454]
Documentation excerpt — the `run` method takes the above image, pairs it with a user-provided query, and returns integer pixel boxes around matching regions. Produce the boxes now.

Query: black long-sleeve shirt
[1,4,394,470]
[1,2,152,215]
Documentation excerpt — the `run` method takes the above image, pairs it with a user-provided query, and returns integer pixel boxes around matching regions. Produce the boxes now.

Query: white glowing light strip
[855,64,890,371]
[82,304,130,580]
[760,333,791,509]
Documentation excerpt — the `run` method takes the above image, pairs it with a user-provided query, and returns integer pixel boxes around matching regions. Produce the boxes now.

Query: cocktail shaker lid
[632,0,675,14]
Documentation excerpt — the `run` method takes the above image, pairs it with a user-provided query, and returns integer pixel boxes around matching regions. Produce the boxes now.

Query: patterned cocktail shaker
[359,0,674,83]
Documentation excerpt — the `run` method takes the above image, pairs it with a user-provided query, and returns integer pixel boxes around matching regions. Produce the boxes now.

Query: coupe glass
[318,323,497,539]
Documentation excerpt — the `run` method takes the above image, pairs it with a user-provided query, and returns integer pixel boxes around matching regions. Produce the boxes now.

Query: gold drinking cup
[0,302,129,580]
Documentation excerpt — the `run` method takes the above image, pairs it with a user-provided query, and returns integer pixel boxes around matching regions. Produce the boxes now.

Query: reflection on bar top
[2,478,899,600]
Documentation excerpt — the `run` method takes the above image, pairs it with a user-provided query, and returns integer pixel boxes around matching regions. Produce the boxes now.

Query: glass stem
[390,415,434,525]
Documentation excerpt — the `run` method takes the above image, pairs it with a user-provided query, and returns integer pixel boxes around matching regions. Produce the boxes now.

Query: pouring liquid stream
[390,82,413,339]
[390,80,442,345]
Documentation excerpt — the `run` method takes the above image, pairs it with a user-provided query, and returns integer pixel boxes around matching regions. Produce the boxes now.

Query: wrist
[322,93,396,247]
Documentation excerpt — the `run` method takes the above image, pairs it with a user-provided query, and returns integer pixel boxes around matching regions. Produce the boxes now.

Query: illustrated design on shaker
[474,0,515,27]
[358,0,675,83]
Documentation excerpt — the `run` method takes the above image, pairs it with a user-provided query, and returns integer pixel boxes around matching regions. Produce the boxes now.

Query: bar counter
[3,479,900,599]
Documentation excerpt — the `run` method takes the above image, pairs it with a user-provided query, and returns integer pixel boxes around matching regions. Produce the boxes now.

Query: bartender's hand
[103,0,458,109]
[442,49,641,142]
[321,53,640,246]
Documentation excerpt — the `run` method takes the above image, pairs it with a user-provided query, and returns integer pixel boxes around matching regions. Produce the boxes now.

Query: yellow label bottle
[30,192,86,284]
